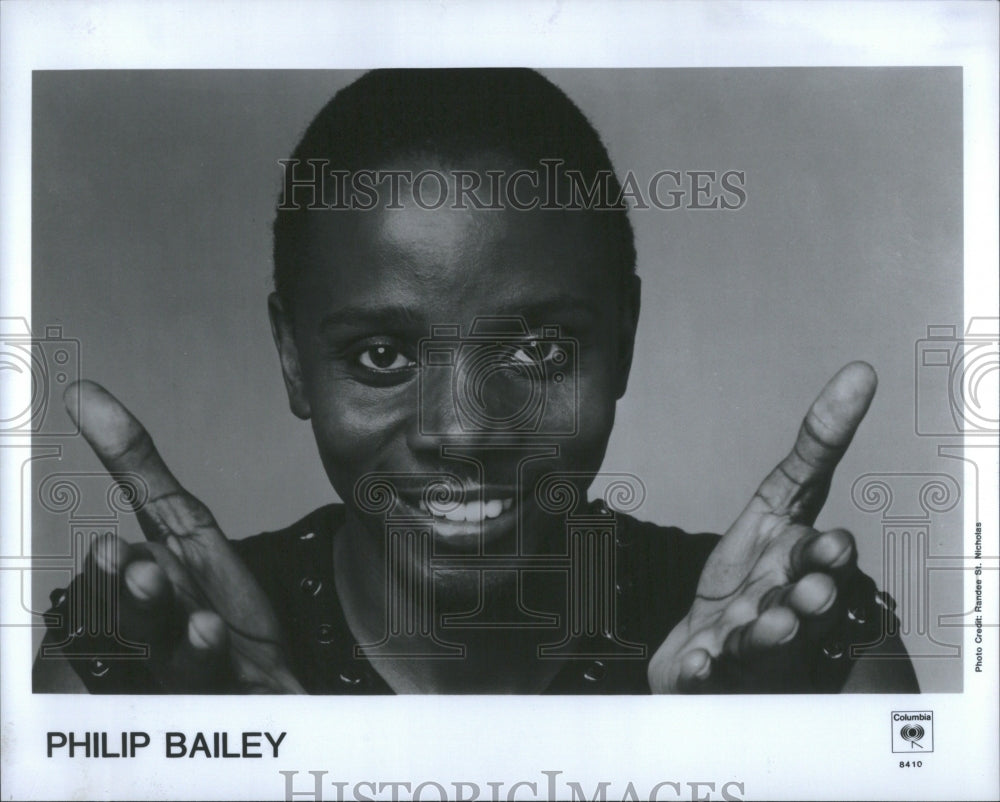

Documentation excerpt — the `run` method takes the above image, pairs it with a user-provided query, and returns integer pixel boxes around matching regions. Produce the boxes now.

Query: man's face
[270,159,638,558]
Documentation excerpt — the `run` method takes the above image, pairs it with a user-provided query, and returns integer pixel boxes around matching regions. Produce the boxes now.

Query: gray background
[31,69,963,690]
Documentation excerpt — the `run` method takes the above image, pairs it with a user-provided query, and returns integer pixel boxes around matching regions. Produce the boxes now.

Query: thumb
[736,361,877,531]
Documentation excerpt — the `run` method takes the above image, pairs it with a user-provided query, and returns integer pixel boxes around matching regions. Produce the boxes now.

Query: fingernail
[188,612,224,651]
[828,545,852,568]
[777,619,800,645]
[124,562,161,602]
[771,608,800,644]
[694,654,712,679]
[63,382,82,425]
[815,586,838,615]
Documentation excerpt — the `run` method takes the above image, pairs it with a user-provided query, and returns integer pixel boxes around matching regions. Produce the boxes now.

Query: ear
[614,274,641,399]
[268,292,312,420]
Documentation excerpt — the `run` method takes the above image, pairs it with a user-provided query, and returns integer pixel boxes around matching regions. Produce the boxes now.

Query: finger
[788,573,842,640]
[65,381,223,551]
[675,648,714,693]
[163,611,230,693]
[81,535,183,663]
[84,535,169,632]
[759,571,840,640]
[742,362,877,527]
[790,527,857,581]
[64,382,252,617]
[65,381,187,530]
[722,606,799,659]
[115,592,229,693]
[122,558,170,607]
[761,573,836,618]
[722,608,810,692]
[65,382,298,691]
[76,534,129,642]
[137,540,209,613]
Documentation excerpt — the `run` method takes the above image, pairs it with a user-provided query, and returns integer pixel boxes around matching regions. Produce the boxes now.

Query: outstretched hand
[649,362,884,693]
[51,381,303,693]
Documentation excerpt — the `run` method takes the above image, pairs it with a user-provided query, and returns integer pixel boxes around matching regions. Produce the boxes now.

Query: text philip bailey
[46,731,287,758]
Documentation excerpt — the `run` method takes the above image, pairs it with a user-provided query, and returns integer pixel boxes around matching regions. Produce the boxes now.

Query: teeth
[420,497,514,522]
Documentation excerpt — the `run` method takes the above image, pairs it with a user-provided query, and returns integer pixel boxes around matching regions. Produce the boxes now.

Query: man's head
[269,69,641,557]
[273,69,636,304]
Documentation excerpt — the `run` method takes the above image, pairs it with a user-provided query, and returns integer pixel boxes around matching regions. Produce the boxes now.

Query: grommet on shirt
[300,577,323,596]
[583,660,606,682]
[338,670,364,687]
[317,623,335,645]
[821,640,845,660]
[89,658,110,678]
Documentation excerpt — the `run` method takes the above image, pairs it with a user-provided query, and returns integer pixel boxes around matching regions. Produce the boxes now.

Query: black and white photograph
[2,2,997,800]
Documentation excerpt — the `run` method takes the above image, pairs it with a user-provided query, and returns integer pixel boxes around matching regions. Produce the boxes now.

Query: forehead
[293,178,622,326]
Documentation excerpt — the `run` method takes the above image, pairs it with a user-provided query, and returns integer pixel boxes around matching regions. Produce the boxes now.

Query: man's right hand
[34,381,303,694]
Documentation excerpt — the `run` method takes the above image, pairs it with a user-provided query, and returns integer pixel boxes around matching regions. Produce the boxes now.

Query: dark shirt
[35,504,720,694]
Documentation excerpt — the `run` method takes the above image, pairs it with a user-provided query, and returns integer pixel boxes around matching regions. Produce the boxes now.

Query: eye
[356,343,415,372]
[509,341,567,366]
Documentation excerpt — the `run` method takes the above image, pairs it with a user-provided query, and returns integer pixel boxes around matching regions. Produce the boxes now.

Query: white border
[2,2,998,800]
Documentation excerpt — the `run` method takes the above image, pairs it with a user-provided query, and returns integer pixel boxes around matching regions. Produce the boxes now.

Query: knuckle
[802,407,843,450]
[106,423,157,466]
[792,572,837,614]
[144,491,219,539]
[758,584,788,612]
[759,605,798,639]
[123,559,168,603]
[724,596,758,627]
[823,526,855,542]
[88,532,128,573]
[817,528,856,566]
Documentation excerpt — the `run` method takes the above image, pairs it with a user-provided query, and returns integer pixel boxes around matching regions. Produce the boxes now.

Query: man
[33,69,917,694]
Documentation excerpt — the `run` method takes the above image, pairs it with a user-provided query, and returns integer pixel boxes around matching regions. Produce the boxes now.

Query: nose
[409,349,544,451]
[407,359,562,491]
[407,364,467,452]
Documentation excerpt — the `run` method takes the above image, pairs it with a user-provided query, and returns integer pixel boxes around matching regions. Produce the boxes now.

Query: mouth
[390,486,526,549]
[419,494,514,522]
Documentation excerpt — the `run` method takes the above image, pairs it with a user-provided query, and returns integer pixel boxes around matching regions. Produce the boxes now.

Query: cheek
[307,380,415,494]
[561,370,618,466]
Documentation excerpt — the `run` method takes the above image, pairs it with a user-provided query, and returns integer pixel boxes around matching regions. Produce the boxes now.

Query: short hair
[273,68,636,305]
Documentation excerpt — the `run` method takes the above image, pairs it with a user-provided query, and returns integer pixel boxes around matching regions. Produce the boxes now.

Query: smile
[373,484,528,549]
[419,496,514,522]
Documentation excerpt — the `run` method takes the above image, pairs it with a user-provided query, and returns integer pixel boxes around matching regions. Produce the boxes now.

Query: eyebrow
[317,294,600,335]
[318,305,424,334]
